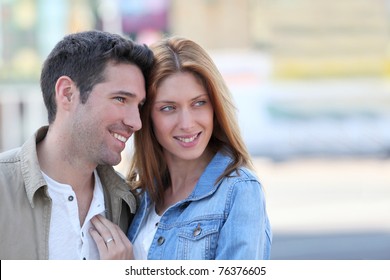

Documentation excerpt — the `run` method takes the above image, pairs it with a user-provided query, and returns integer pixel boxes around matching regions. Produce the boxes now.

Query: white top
[133,204,161,259]
[42,170,106,260]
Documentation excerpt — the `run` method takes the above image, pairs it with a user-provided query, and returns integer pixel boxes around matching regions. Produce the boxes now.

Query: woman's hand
[90,214,134,260]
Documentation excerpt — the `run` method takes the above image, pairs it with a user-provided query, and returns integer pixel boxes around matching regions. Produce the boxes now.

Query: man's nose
[124,107,142,131]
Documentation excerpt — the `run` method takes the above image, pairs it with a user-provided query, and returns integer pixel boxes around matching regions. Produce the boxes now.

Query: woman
[126,36,271,259]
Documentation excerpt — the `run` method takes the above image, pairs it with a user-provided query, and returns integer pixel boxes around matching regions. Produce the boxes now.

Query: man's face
[70,62,146,167]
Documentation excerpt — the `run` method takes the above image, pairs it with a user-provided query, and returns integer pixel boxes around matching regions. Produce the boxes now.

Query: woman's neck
[157,149,214,214]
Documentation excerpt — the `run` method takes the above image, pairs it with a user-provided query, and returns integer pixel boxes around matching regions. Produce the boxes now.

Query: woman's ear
[55,76,76,110]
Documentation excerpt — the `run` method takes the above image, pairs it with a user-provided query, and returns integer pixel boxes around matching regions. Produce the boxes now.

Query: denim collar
[143,150,232,209]
[187,150,232,201]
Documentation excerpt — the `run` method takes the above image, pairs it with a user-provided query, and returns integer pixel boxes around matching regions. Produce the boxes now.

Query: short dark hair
[40,30,153,123]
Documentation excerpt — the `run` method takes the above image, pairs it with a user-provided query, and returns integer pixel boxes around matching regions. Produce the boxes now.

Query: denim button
[68,195,74,201]
[193,224,202,237]
[157,236,165,245]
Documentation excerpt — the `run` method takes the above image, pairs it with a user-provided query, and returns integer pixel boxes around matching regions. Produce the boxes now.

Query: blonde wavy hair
[127,36,254,207]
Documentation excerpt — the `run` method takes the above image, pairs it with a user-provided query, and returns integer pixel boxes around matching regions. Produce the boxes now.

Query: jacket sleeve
[215,178,272,259]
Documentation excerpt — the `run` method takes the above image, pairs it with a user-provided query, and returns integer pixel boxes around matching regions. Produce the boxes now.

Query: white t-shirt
[132,204,161,259]
[42,170,106,260]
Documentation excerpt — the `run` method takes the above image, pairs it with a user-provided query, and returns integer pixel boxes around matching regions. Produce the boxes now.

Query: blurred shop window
[120,0,169,44]
[0,0,40,82]
[0,0,94,83]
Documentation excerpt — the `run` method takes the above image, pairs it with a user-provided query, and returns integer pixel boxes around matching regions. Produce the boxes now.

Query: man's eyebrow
[113,90,137,98]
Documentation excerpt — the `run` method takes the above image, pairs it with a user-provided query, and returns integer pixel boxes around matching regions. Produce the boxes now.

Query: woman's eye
[194,100,206,107]
[161,105,174,112]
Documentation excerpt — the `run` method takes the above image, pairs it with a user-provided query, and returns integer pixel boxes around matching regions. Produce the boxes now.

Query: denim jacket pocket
[177,219,220,260]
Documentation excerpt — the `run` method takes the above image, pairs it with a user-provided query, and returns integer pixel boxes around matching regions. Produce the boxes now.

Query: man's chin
[100,155,122,167]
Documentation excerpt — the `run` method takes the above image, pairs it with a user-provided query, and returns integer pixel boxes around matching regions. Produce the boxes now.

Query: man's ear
[55,76,76,110]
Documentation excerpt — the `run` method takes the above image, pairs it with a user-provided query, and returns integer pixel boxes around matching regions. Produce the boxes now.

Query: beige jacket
[0,126,136,259]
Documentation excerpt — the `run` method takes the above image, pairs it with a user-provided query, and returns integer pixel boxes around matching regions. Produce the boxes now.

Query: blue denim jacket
[127,151,272,259]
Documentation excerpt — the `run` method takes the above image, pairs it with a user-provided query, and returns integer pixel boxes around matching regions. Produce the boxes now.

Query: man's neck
[37,128,96,192]
[37,129,97,226]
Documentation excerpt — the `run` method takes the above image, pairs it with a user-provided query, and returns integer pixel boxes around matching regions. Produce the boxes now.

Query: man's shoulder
[0,126,45,164]
[0,148,23,187]
[0,147,21,163]
[96,165,128,188]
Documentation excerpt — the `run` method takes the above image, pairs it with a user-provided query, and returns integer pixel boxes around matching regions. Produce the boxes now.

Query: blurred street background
[0,0,389,259]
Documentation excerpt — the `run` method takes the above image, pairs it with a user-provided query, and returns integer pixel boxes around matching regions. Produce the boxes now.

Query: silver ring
[105,237,114,244]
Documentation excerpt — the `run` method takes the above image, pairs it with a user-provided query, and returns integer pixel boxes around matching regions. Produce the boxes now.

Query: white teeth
[177,134,198,143]
[113,133,127,143]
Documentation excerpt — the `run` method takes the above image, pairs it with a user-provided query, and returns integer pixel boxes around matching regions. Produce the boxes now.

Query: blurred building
[170,0,390,78]
[4,0,387,81]
[1,0,390,157]
[170,0,252,49]
[0,0,96,150]
[262,0,389,79]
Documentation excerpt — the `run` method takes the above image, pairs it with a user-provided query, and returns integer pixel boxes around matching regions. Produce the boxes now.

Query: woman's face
[151,72,214,163]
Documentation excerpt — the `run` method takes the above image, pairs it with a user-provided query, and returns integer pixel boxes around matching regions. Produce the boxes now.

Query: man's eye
[115,97,125,103]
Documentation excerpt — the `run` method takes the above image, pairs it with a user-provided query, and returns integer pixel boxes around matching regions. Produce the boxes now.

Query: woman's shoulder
[214,167,262,198]
[212,150,261,183]
[228,165,260,182]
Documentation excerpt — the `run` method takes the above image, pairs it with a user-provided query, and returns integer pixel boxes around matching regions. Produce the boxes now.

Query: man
[0,30,153,259]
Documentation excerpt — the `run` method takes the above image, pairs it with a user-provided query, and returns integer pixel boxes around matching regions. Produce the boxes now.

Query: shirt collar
[21,126,51,208]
